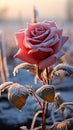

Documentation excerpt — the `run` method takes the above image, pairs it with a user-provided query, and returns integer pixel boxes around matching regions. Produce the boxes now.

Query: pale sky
[0,0,67,20]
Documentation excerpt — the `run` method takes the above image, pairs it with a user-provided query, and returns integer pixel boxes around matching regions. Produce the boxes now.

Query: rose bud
[36,85,55,102]
[8,83,29,110]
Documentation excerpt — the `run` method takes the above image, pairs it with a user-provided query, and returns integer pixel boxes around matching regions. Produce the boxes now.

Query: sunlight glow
[0,0,67,20]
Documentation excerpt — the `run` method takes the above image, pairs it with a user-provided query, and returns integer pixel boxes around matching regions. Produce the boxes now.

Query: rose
[14,21,68,69]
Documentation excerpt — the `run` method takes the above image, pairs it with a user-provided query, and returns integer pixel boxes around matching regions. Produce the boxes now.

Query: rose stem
[42,101,46,130]
[45,102,48,121]
[38,66,50,129]
[29,87,43,109]
[46,67,49,84]
[33,92,43,109]
[45,67,49,119]
[42,67,49,130]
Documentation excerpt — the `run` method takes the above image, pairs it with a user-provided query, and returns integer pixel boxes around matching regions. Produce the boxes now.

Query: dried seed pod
[36,85,55,103]
[8,83,29,110]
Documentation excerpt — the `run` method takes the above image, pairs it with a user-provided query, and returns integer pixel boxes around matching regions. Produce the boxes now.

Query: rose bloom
[14,21,68,69]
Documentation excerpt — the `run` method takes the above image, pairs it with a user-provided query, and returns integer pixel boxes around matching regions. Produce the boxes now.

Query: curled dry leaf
[50,63,73,83]
[13,63,36,76]
[56,102,73,113]
[36,85,55,103]
[54,92,64,109]
[48,118,73,130]
[0,82,14,95]
[8,83,29,110]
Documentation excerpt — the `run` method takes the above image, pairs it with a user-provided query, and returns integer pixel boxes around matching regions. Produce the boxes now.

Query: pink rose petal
[56,29,63,51]
[61,36,69,47]
[43,27,56,42]
[54,51,64,58]
[28,47,53,54]
[56,29,63,38]
[27,37,41,44]
[26,29,33,37]
[31,30,45,37]
[15,31,25,49]
[39,55,56,69]
[43,21,57,28]
[52,42,59,53]
[14,49,38,64]
[58,36,69,50]
[33,30,49,40]
[49,21,57,27]
[28,22,41,30]
[25,34,59,49]
[39,51,64,69]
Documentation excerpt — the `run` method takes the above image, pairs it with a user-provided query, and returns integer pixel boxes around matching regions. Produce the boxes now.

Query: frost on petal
[24,38,55,49]
[58,36,69,50]
[56,29,63,50]
[27,37,41,44]
[26,38,55,49]
[33,30,49,40]
[54,51,64,59]
[15,31,25,49]
[14,49,38,64]
[28,47,54,60]
[28,22,41,30]
[38,47,53,52]
[56,29,63,38]
[31,30,44,37]
[49,21,57,27]
[39,55,56,69]
[43,27,57,42]
[52,42,59,53]
[28,47,53,54]
[43,21,57,28]
[61,36,69,46]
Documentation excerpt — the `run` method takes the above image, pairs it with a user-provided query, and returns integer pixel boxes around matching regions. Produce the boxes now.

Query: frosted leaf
[13,63,36,76]
[0,82,13,95]
[8,83,29,110]
[36,85,55,103]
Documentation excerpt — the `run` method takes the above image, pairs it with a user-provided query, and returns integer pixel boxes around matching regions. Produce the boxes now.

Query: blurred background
[0,0,73,130]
